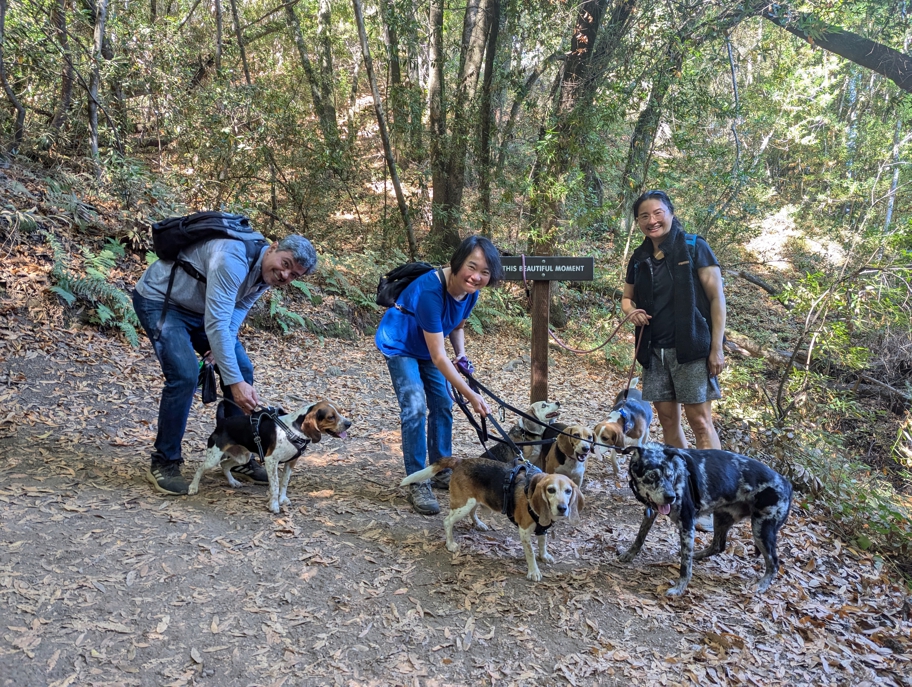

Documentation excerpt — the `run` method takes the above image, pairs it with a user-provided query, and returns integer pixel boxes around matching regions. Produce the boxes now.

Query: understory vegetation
[0,0,910,579]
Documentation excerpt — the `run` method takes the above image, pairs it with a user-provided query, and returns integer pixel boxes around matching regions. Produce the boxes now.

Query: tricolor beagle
[401,457,583,581]
[593,379,653,477]
[188,400,351,513]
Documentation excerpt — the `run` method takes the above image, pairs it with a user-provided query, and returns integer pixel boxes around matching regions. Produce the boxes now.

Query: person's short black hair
[449,235,502,287]
[632,190,676,219]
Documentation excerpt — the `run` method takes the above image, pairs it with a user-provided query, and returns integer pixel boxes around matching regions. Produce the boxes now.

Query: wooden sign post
[501,256,595,403]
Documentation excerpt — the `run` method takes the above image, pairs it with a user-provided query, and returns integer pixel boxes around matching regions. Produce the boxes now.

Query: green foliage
[266,292,308,335]
[44,232,140,347]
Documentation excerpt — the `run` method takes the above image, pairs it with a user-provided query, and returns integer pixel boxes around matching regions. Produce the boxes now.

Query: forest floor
[2,269,911,686]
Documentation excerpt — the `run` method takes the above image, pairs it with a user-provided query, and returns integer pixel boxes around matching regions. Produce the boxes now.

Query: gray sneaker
[407,481,440,515]
[230,457,269,485]
[147,459,189,495]
[430,468,451,490]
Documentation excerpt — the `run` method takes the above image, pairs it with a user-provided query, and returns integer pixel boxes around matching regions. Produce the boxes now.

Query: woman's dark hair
[449,235,503,287]
[632,190,684,233]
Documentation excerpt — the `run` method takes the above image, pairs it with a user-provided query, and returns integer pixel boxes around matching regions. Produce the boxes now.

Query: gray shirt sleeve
[203,247,255,386]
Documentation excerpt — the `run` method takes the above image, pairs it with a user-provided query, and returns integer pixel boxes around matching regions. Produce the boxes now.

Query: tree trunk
[0,0,24,153]
[477,0,501,235]
[759,4,912,94]
[316,0,338,144]
[429,0,493,253]
[285,4,338,148]
[50,0,73,133]
[214,0,223,74]
[89,0,108,174]
[352,0,416,259]
[496,52,561,172]
[228,0,251,85]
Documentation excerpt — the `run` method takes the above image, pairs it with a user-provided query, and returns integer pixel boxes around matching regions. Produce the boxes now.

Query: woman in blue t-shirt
[376,235,502,515]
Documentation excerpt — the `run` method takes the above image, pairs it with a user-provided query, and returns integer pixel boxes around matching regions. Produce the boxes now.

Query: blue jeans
[385,355,453,476]
[132,290,253,464]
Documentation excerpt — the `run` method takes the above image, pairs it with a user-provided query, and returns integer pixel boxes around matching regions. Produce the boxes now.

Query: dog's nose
[557,504,567,514]
[663,492,675,504]
[344,419,352,429]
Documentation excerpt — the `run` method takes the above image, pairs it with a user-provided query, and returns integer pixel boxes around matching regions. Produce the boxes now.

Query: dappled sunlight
[747,206,848,270]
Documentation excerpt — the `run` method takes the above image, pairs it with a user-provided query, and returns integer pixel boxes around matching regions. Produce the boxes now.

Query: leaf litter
[0,245,910,686]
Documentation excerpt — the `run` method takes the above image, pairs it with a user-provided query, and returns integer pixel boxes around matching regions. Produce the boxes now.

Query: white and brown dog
[401,457,583,581]
[189,400,351,513]
[480,400,561,464]
[540,424,595,489]
[593,379,653,478]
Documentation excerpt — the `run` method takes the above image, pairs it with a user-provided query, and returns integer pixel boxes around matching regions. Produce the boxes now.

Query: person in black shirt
[620,190,727,453]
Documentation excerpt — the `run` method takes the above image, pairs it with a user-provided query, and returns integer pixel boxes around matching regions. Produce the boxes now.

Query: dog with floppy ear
[189,400,351,513]
[593,379,652,478]
[541,424,594,488]
[401,457,583,581]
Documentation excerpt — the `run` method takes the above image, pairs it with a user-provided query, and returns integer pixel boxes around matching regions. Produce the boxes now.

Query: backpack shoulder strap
[684,232,698,259]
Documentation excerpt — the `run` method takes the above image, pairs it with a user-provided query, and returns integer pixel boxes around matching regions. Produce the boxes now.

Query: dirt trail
[1,323,909,686]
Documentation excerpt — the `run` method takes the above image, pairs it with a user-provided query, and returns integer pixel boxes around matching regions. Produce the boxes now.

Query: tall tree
[285,4,339,148]
[89,0,108,174]
[214,0,223,74]
[352,0,416,258]
[315,0,338,145]
[228,0,251,85]
[477,0,501,235]
[49,0,73,134]
[0,0,25,152]
[429,0,494,252]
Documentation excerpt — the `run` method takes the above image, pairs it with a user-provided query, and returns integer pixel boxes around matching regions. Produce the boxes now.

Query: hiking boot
[230,457,269,485]
[406,481,440,516]
[430,468,451,490]
[695,514,714,533]
[147,459,190,495]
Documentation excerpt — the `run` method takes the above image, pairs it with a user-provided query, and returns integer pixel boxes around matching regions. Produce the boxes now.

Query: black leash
[454,369,626,453]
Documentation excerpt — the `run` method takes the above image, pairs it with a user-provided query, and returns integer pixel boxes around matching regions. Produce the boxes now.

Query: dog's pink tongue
[337,431,348,439]
[659,503,671,515]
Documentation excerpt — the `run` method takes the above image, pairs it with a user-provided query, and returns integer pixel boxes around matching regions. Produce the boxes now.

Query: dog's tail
[399,457,461,487]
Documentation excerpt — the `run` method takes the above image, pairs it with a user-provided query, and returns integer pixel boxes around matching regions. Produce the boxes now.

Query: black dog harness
[250,406,311,465]
[502,459,552,536]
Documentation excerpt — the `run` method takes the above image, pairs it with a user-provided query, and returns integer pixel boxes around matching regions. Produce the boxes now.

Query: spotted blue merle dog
[618,444,792,596]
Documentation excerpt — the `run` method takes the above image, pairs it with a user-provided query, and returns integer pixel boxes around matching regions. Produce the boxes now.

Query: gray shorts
[641,348,722,405]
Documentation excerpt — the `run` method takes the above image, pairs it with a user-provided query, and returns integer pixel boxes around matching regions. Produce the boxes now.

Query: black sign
[500,256,594,281]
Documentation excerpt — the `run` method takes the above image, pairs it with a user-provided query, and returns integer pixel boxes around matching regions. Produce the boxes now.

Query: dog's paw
[665,583,687,597]
[526,569,543,582]
[279,495,291,507]
[445,541,459,554]
[267,500,281,514]
[756,576,774,594]
[225,477,243,489]
[473,521,489,532]
[540,552,555,564]
[187,485,199,495]
[617,549,636,563]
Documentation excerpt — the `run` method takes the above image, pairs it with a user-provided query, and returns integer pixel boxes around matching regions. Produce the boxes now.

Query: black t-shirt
[625,236,720,349]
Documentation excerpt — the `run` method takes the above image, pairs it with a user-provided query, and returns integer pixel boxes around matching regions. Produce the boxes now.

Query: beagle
[541,424,595,489]
[188,400,351,513]
[480,400,561,464]
[401,457,583,581]
[593,379,653,477]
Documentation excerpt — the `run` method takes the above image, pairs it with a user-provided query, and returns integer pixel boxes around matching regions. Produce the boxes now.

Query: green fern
[268,292,307,334]
[44,230,141,346]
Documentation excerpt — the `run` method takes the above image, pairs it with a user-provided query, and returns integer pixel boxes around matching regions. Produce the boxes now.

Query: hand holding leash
[230,381,260,414]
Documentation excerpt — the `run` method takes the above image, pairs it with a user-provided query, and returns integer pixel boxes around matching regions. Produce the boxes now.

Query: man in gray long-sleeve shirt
[132,232,317,495]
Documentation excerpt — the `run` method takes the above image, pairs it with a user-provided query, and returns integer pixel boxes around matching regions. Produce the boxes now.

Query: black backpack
[149,211,267,339]
[376,262,439,309]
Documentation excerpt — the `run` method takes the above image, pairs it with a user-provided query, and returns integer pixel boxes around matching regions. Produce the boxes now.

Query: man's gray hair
[277,235,318,275]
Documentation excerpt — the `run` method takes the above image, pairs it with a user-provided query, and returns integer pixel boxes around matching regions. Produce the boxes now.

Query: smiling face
[261,245,308,287]
[636,198,674,248]
[448,247,491,297]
